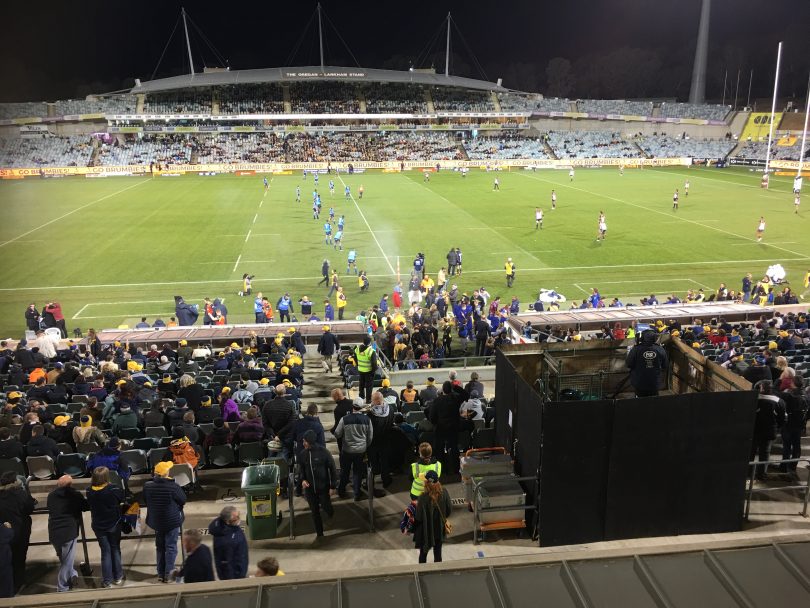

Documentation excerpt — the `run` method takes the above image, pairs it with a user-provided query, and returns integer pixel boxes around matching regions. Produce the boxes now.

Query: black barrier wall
[534,391,757,546]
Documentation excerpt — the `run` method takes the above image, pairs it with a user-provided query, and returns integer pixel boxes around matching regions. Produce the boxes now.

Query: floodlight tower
[689,0,711,104]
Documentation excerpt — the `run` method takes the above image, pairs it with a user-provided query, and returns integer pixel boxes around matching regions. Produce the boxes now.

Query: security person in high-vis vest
[410,442,442,500]
[355,336,377,404]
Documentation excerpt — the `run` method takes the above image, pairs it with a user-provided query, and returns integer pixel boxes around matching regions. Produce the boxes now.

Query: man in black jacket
[25,424,61,460]
[752,380,786,480]
[261,385,297,456]
[625,330,669,397]
[47,476,89,592]
[175,529,214,583]
[428,381,468,475]
[329,388,354,451]
[143,461,187,582]
[367,391,394,488]
[0,471,36,593]
[317,325,340,373]
[0,428,24,461]
[297,430,337,537]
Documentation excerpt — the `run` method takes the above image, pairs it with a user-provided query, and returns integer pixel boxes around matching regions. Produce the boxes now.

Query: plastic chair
[107,469,125,490]
[147,447,169,471]
[133,437,159,451]
[0,458,26,477]
[56,443,74,454]
[237,442,265,465]
[26,455,57,480]
[57,453,87,477]
[117,427,142,441]
[172,463,196,488]
[145,426,168,439]
[119,449,148,474]
[471,428,496,449]
[405,410,426,425]
[198,423,214,436]
[207,444,236,468]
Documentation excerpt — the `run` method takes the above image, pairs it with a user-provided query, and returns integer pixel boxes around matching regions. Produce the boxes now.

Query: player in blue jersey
[324,221,333,245]
[329,207,335,223]
[333,229,343,250]
[263,177,269,190]
[344,184,351,200]
[337,215,345,231]
[347,249,358,274]
[313,200,320,220]
[329,179,335,196]
[314,172,319,185]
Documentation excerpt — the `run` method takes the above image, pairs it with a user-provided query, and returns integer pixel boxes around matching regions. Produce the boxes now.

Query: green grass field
[0,166,807,338]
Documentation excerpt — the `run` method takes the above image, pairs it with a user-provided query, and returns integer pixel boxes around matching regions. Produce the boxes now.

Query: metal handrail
[744,458,810,519]
[367,466,375,532]
[388,355,495,371]
[471,474,538,545]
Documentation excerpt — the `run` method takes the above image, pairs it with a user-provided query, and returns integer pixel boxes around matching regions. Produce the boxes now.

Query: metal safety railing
[743,457,810,520]
[471,474,539,545]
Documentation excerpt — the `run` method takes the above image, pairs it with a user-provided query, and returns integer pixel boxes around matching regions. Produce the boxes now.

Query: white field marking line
[253,214,258,224]
[516,172,810,259]
[591,278,701,285]
[646,167,791,197]
[79,298,223,307]
[335,174,396,275]
[409,178,541,263]
[232,254,242,273]
[245,230,252,243]
[689,278,713,290]
[0,178,153,248]
[5,256,807,293]
[573,283,589,295]
[72,304,90,320]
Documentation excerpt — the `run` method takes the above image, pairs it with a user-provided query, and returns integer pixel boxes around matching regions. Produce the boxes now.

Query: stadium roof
[131,65,509,94]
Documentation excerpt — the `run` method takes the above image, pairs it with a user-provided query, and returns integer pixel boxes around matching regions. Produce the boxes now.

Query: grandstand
[577,99,654,116]
[0,135,94,168]
[659,101,731,121]
[637,134,736,159]
[546,130,638,159]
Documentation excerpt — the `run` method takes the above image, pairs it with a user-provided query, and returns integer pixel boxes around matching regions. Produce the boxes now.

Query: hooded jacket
[297,444,338,493]
[208,517,248,580]
[369,403,394,448]
[86,482,125,532]
[0,478,36,536]
[232,417,265,444]
[333,411,373,454]
[87,447,131,480]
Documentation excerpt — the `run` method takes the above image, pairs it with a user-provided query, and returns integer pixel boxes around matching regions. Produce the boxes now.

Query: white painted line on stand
[0,178,152,248]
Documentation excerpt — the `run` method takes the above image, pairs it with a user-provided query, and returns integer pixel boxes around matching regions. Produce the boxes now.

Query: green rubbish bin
[241,462,280,540]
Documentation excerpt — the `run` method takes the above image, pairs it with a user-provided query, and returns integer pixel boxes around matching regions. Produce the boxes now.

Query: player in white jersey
[672,189,679,211]
[597,212,607,241]
[684,180,690,196]
[619,165,624,176]
[493,177,500,191]
[794,193,800,214]
[551,189,557,210]
[756,217,766,242]
[535,207,543,230]
[569,168,575,181]
[295,185,301,203]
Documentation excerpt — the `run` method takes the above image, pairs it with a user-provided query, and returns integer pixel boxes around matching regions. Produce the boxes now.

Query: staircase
[491,92,501,112]
[301,345,347,462]
[425,90,435,114]
[282,85,292,114]
[633,141,651,158]
[358,91,367,114]
[541,136,558,160]
[136,94,145,114]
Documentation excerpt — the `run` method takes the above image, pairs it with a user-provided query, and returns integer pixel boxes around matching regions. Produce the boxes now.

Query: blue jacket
[87,447,131,480]
[86,483,125,532]
[181,543,215,583]
[208,517,248,579]
[143,476,186,532]
[293,416,326,448]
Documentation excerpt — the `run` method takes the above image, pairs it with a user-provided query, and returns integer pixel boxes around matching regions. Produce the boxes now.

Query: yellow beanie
[154,461,174,477]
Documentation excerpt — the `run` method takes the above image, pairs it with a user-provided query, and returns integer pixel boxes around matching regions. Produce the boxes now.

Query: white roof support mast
[445,12,451,77]
[182,7,195,75]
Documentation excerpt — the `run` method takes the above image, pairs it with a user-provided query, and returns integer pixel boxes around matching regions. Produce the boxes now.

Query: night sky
[2,0,808,103]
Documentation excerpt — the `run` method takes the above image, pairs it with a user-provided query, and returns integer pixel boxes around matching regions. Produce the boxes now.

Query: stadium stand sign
[0,157,693,178]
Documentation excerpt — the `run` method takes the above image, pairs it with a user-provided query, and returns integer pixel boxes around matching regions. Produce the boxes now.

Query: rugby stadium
[1,2,810,606]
